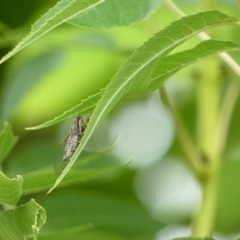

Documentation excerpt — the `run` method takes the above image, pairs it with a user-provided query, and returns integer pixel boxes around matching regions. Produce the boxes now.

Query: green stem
[192,56,221,237]
[164,0,240,237]
[215,80,240,153]
[197,61,219,158]
[192,167,220,236]
[160,88,203,173]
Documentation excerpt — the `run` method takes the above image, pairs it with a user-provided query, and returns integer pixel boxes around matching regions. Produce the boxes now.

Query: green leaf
[24,39,236,131]
[0,0,104,65]
[23,163,123,195]
[38,188,162,239]
[148,40,240,90]
[0,172,23,205]
[68,0,162,28]
[0,199,46,240]
[26,91,102,130]
[4,140,122,194]
[0,122,18,163]
[48,10,240,192]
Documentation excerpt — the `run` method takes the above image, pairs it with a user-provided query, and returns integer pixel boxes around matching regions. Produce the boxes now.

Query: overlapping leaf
[28,40,240,130]
[47,10,240,192]
[0,171,46,240]
[0,0,104,65]
[0,123,46,239]
[147,39,240,90]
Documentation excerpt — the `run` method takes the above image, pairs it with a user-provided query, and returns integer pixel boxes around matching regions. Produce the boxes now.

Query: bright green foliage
[48,10,240,192]
[0,0,104,65]
[0,0,163,65]
[1,1,240,238]
[0,122,18,163]
[0,172,22,205]
[0,172,46,240]
[26,91,102,130]
[0,51,67,121]
[148,40,240,90]
[68,0,162,28]
[0,199,46,240]
[28,39,240,130]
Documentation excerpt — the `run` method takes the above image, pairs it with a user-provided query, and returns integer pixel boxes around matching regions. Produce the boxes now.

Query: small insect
[55,116,89,175]
[62,116,86,162]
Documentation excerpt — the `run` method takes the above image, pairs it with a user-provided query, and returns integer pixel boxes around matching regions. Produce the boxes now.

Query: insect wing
[62,132,79,161]
[54,134,72,176]
[54,116,85,176]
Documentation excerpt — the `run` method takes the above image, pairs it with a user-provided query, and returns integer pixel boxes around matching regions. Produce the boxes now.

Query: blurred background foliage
[1,0,240,239]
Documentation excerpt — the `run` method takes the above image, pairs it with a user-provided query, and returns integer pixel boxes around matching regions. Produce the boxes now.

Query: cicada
[55,116,89,175]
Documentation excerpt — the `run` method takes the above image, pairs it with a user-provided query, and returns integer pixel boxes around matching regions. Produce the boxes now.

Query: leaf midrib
[86,21,236,145]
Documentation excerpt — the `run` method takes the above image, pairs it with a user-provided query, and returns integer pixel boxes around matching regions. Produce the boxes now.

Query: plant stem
[163,1,240,236]
[192,167,220,236]
[196,59,220,157]
[215,80,240,153]
[160,88,203,173]
[192,56,221,237]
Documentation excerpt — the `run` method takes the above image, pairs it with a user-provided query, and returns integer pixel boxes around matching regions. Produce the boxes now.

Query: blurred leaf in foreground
[0,122,18,164]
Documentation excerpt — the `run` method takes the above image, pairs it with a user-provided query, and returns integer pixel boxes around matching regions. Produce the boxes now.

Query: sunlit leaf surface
[68,0,162,28]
